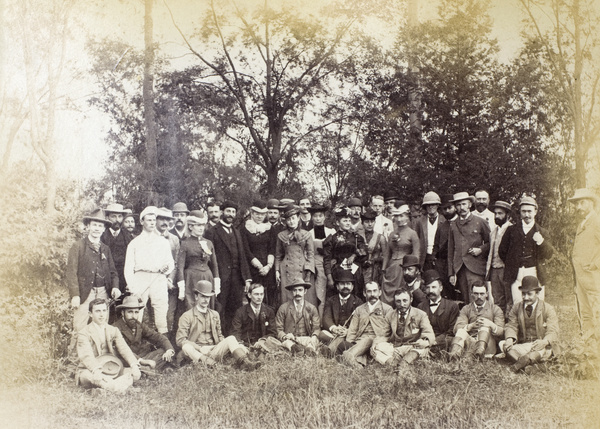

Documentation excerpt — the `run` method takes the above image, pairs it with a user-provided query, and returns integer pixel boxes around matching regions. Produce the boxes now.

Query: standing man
[298,198,313,231]
[67,209,120,333]
[415,191,445,272]
[568,188,600,344]
[383,191,399,219]
[206,201,222,231]
[204,200,252,335]
[124,206,174,335]
[371,195,393,238]
[448,192,491,304]
[434,194,457,299]
[170,202,189,241]
[473,190,495,226]
[101,203,132,296]
[267,198,286,236]
[499,196,553,304]
[347,197,365,239]
[485,201,513,315]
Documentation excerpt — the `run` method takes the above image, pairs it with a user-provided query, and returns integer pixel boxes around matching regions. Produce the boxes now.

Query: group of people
[65,187,600,393]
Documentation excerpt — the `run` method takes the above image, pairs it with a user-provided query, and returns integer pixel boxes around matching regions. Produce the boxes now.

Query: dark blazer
[275,301,321,340]
[415,215,446,267]
[204,223,251,284]
[417,298,460,337]
[448,214,490,276]
[101,229,132,289]
[322,294,364,331]
[505,300,559,353]
[498,223,553,284]
[113,318,173,357]
[66,238,119,303]
[231,304,277,345]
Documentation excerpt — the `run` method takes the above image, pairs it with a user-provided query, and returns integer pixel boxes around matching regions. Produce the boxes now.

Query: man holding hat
[101,203,133,296]
[417,269,460,352]
[124,206,175,334]
[361,208,387,286]
[275,281,321,356]
[501,276,559,372]
[447,192,491,304]
[568,188,600,343]
[485,200,514,315]
[170,202,190,241]
[67,208,120,333]
[176,281,261,370]
[309,203,336,316]
[113,295,175,373]
[318,270,364,357]
[499,195,553,304]
[415,191,446,272]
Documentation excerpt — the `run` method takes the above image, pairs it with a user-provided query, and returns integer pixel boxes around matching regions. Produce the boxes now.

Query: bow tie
[430,301,440,307]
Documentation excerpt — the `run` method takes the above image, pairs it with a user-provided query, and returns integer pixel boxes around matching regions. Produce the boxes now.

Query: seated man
[275,281,321,356]
[76,298,141,393]
[417,270,460,353]
[231,283,281,354]
[339,281,393,368]
[501,276,559,372]
[176,281,261,371]
[318,270,364,357]
[113,295,175,373]
[448,281,505,360]
[399,255,427,308]
[371,287,435,370]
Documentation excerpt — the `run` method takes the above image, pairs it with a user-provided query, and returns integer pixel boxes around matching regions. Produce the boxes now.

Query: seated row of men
[76,265,558,393]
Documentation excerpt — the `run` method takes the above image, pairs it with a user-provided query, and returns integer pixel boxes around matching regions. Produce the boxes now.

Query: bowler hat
[220,200,238,211]
[284,281,312,291]
[187,210,207,225]
[105,203,128,214]
[519,276,542,292]
[116,295,145,310]
[172,202,190,214]
[421,191,441,206]
[422,269,441,285]
[347,197,363,208]
[96,354,124,379]
[140,206,158,221]
[156,207,175,220]
[333,270,355,283]
[451,192,476,204]
[568,188,599,205]
[267,198,283,210]
[83,208,112,227]
[492,201,512,213]
[384,191,399,202]
[401,255,420,268]
[440,194,454,208]
[361,208,377,221]
[307,203,329,214]
[519,196,538,209]
[250,200,268,213]
[193,280,215,296]
[282,204,301,219]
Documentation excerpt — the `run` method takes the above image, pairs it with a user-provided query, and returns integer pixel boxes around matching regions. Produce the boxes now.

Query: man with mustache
[501,276,559,373]
[473,189,495,226]
[318,270,363,358]
[434,194,458,299]
[371,287,434,371]
[448,281,505,360]
[113,295,175,373]
[275,281,321,356]
[298,198,313,231]
[170,202,189,241]
[339,281,393,368]
[485,201,514,316]
[417,270,459,353]
[122,210,137,235]
[205,201,222,232]
[415,191,446,272]
[568,189,600,345]
[399,255,427,308]
[101,203,132,298]
[267,198,286,236]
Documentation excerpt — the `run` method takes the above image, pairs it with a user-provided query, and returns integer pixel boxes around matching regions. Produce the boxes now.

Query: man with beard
[113,295,175,373]
[361,208,386,286]
[383,191,399,219]
[204,200,252,335]
[267,199,286,236]
[501,276,559,373]
[205,202,222,231]
[101,203,132,297]
[417,270,459,353]
[568,189,600,344]
[473,190,495,226]
[434,194,457,299]
[347,197,365,239]
[371,287,434,370]
[122,210,137,236]
[448,281,504,360]
[298,198,313,231]
[499,196,553,304]
[416,192,446,272]
[124,206,175,335]
[448,192,491,304]
[275,282,321,356]
[485,201,513,315]
[318,270,363,357]
[170,202,189,241]
[339,281,393,368]
[399,255,427,308]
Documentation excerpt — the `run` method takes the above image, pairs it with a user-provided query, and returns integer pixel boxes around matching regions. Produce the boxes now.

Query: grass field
[1,268,599,428]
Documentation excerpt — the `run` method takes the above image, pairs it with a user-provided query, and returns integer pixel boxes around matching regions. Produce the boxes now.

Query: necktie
[526,305,533,317]
[477,306,483,313]
[399,313,406,324]
[429,217,436,225]
[90,241,100,253]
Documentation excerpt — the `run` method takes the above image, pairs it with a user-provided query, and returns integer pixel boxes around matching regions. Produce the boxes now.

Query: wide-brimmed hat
[519,196,538,209]
[383,191,399,202]
[422,191,441,206]
[172,202,190,214]
[284,281,312,291]
[267,198,284,210]
[116,295,145,310]
[334,206,352,218]
[140,206,158,221]
[440,194,454,208]
[492,201,512,213]
[391,204,410,216]
[220,200,238,211]
[422,269,441,285]
[282,204,301,219]
[519,276,542,292]
[250,200,268,213]
[451,192,476,204]
[187,210,207,225]
[347,197,363,208]
[83,208,112,227]
[156,207,175,220]
[105,203,128,214]
[307,203,329,214]
[193,280,215,296]
[401,255,420,268]
[96,354,124,379]
[333,270,355,283]
[361,208,377,221]
[568,188,599,205]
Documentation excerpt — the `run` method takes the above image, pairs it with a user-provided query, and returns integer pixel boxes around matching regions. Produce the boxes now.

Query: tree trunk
[144,0,158,205]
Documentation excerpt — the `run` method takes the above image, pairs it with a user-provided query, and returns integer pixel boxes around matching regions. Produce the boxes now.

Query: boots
[505,349,521,363]
[232,348,261,371]
[403,350,420,365]
[474,330,491,358]
[447,342,464,361]
[513,351,542,372]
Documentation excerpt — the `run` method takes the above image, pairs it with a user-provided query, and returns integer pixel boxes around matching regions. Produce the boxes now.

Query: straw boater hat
[284,281,312,291]
[116,295,145,310]
[568,188,599,206]
[451,192,476,204]
[105,203,128,214]
[83,208,112,227]
[187,210,207,225]
[172,202,190,214]
[492,201,512,213]
[421,191,441,206]
[519,196,538,209]
[279,198,295,206]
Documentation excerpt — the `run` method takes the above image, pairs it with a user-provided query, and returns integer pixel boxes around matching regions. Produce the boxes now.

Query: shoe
[318,345,334,359]
[304,348,317,357]
[513,355,531,372]
[290,344,305,356]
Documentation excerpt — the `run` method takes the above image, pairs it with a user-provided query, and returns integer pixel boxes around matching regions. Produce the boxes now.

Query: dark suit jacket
[417,298,460,337]
[498,223,553,284]
[448,214,490,276]
[275,301,321,339]
[204,223,251,285]
[322,294,363,331]
[231,304,277,345]
[505,300,559,352]
[113,318,173,357]
[415,215,446,267]
[101,229,132,290]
